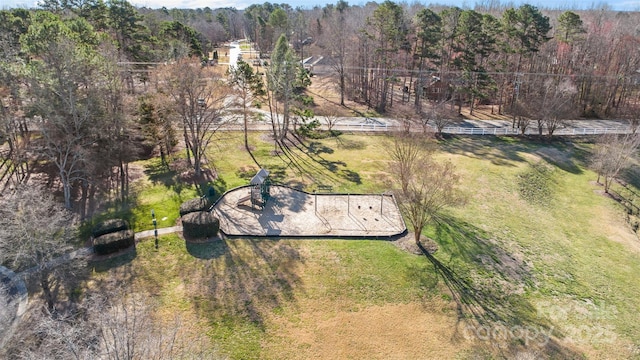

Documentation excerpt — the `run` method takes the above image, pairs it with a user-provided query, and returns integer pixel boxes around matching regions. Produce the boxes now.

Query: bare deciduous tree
[95,45,142,212]
[592,133,640,193]
[388,133,464,244]
[0,184,77,311]
[0,96,30,190]
[14,308,98,360]
[160,58,230,176]
[316,1,352,106]
[138,92,177,167]
[396,104,418,133]
[517,77,578,137]
[91,291,187,359]
[616,103,640,135]
[5,288,218,359]
[428,100,457,136]
[323,114,341,133]
[512,99,532,136]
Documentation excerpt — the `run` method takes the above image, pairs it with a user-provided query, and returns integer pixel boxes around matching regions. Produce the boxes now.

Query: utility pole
[512,72,523,128]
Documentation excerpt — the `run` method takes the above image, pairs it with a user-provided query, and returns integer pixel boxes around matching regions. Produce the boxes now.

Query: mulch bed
[392,233,438,256]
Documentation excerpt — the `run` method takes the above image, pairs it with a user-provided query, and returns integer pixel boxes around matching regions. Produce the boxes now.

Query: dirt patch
[392,233,438,255]
[265,302,469,359]
[392,233,421,255]
[459,105,512,121]
[306,75,372,117]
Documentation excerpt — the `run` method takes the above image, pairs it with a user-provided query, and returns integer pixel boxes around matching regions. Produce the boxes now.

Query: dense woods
[0,0,639,215]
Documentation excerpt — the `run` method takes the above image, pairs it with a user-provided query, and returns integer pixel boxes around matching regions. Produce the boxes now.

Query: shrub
[92,219,130,238]
[93,229,135,255]
[179,197,212,217]
[182,211,220,239]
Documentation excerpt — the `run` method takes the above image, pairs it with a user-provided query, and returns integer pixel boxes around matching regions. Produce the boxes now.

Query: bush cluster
[182,211,219,239]
[92,219,130,238]
[179,197,212,217]
[93,229,135,255]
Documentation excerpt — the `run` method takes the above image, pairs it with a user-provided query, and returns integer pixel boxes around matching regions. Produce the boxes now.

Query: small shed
[249,168,271,209]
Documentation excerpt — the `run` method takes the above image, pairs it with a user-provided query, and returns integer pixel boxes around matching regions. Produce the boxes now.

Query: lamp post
[152,209,158,249]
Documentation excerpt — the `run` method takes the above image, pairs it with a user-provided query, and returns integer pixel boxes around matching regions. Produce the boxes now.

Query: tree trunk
[40,272,55,312]
[243,102,249,152]
[193,145,201,177]
[183,124,192,166]
[339,68,345,106]
[80,179,89,220]
[538,120,544,136]
[160,146,166,166]
[119,159,126,203]
[60,170,72,210]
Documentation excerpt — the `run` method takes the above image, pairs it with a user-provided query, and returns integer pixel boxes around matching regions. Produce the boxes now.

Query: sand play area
[211,185,406,238]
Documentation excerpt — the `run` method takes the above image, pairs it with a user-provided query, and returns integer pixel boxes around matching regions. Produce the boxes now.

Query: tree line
[0,1,237,216]
[243,1,640,132]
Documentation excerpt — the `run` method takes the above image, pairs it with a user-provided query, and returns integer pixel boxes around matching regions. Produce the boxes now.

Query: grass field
[88,132,640,359]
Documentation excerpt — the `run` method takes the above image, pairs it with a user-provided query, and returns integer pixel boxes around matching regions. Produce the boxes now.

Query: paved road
[228,41,241,69]
[217,107,632,135]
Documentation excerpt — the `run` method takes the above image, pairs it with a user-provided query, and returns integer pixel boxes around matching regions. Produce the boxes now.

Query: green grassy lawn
[435,136,640,356]
[208,131,391,194]
[86,133,640,359]
[91,234,443,360]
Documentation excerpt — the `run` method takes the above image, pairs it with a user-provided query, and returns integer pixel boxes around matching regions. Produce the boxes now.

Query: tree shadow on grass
[206,177,228,202]
[88,247,137,273]
[144,158,179,188]
[533,140,586,175]
[428,217,532,325]
[307,141,334,155]
[440,136,527,167]
[424,216,585,358]
[144,158,216,197]
[621,165,640,190]
[443,135,587,175]
[277,135,362,187]
[195,238,303,330]
[338,169,362,185]
[186,239,228,259]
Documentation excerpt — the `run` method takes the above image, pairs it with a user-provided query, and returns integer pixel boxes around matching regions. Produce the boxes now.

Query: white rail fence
[332,123,633,135]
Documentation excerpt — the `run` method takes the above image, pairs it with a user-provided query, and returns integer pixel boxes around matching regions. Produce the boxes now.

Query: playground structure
[216,185,406,238]
[236,168,271,210]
